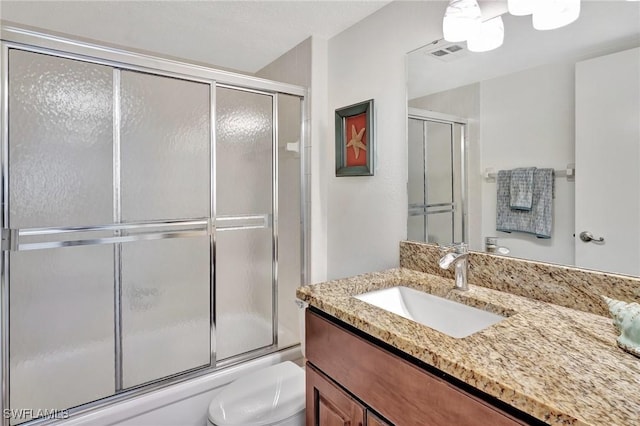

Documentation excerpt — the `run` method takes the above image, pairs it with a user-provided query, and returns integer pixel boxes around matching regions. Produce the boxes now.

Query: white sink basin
[354,286,505,338]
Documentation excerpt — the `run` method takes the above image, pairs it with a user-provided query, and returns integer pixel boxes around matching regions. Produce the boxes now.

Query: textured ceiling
[0,0,392,73]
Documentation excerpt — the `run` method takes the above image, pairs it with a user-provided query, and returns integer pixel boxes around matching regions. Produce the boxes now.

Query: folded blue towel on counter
[496,168,554,238]
[509,167,536,210]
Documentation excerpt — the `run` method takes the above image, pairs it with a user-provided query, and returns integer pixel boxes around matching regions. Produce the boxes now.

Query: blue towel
[509,167,536,210]
[496,169,554,238]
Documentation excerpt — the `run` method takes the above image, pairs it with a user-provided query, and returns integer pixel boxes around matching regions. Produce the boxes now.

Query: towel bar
[483,164,575,180]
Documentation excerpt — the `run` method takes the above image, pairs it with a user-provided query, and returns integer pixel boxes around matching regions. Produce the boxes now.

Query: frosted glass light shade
[508,0,535,16]
[443,0,482,42]
[533,0,581,30]
[467,16,504,52]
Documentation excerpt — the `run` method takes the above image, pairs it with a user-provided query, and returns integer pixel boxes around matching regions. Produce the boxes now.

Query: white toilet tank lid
[208,361,305,426]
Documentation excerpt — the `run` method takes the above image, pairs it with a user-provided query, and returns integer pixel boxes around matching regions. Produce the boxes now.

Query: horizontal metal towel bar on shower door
[1,214,273,251]
[408,203,456,216]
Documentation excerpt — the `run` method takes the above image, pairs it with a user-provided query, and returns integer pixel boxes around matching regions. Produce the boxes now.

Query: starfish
[346,124,366,159]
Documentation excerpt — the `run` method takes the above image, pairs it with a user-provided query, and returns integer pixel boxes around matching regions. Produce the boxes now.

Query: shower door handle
[579,231,604,243]
[1,228,18,251]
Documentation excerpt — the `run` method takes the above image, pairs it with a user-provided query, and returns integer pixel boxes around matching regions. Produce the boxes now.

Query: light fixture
[467,16,504,52]
[442,0,482,42]
[532,0,581,31]
[508,0,535,16]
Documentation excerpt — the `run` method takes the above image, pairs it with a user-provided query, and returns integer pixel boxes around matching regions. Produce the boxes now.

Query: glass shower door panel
[8,49,113,229]
[452,124,464,243]
[276,94,302,349]
[426,212,454,245]
[425,121,453,205]
[408,118,426,243]
[216,87,273,215]
[9,246,115,420]
[121,237,211,388]
[120,71,210,221]
[408,118,425,207]
[407,215,426,242]
[215,228,273,360]
[216,86,274,360]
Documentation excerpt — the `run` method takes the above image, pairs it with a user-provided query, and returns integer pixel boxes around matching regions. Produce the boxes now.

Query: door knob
[579,231,604,243]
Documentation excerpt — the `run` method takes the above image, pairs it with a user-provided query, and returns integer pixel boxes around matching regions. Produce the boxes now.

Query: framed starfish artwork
[335,99,374,176]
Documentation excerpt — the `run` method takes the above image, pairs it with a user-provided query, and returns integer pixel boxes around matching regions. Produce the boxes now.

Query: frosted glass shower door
[6,51,215,415]
[215,86,274,360]
[119,71,211,387]
[7,50,116,419]
[407,115,464,245]
[119,71,210,221]
[8,50,114,228]
[3,36,304,424]
[408,118,426,241]
[425,120,454,244]
[120,238,210,387]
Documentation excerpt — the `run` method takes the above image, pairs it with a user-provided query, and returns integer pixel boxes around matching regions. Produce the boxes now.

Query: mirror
[407,1,640,276]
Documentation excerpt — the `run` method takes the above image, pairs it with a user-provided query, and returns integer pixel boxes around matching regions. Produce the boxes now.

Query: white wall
[257,37,312,87]
[309,37,330,284]
[325,1,449,279]
[480,62,576,265]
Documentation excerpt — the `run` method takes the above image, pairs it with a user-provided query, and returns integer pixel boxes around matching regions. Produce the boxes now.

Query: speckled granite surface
[400,241,640,317]
[297,268,640,426]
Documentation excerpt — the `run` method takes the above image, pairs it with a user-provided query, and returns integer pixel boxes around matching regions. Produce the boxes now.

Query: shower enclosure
[0,27,306,425]
[407,108,466,245]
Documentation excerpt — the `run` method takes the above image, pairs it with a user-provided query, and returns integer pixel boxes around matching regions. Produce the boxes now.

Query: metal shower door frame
[0,25,308,426]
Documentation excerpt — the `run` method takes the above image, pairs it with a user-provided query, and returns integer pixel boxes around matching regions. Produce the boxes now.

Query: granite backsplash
[399,241,640,317]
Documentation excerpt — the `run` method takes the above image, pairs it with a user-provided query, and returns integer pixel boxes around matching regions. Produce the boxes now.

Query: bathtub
[59,346,302,426]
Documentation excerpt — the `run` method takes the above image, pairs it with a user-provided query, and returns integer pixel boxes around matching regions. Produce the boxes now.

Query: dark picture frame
[335,99,374,176]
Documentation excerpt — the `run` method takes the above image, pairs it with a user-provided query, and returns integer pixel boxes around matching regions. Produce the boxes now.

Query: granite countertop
[296,268,640,426]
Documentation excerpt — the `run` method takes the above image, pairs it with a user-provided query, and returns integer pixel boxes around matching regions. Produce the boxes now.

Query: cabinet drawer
[306,310,526,426]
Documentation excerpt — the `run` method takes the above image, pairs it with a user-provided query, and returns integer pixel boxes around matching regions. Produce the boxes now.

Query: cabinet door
[307,364,365,426]
[367,412,391,426]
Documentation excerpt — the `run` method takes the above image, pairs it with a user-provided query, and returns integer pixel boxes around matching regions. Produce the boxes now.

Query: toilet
[207,301,307,426]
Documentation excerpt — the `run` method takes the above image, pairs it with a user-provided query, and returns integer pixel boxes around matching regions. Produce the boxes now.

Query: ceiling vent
[422,39,469,62]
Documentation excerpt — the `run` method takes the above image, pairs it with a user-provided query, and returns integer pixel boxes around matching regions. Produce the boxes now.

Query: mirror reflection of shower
[407,108,467,245]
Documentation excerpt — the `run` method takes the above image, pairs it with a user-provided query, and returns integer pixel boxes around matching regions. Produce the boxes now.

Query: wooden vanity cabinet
[305,309,530,426]
[306,365,366,426]
[366,412,391,426]
[306,364,391,426]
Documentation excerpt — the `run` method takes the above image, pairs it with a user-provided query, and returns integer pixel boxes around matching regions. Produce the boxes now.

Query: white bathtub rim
[59,346,302,426]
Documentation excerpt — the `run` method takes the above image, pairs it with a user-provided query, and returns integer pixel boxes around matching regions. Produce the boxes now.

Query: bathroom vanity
[305,309,532,425]
[297,260,640,425]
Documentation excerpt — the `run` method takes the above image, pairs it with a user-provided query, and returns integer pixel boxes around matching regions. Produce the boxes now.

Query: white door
[574,47,640,275]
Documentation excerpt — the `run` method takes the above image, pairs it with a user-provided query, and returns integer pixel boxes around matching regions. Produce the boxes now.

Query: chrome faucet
[438,243,469,291]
